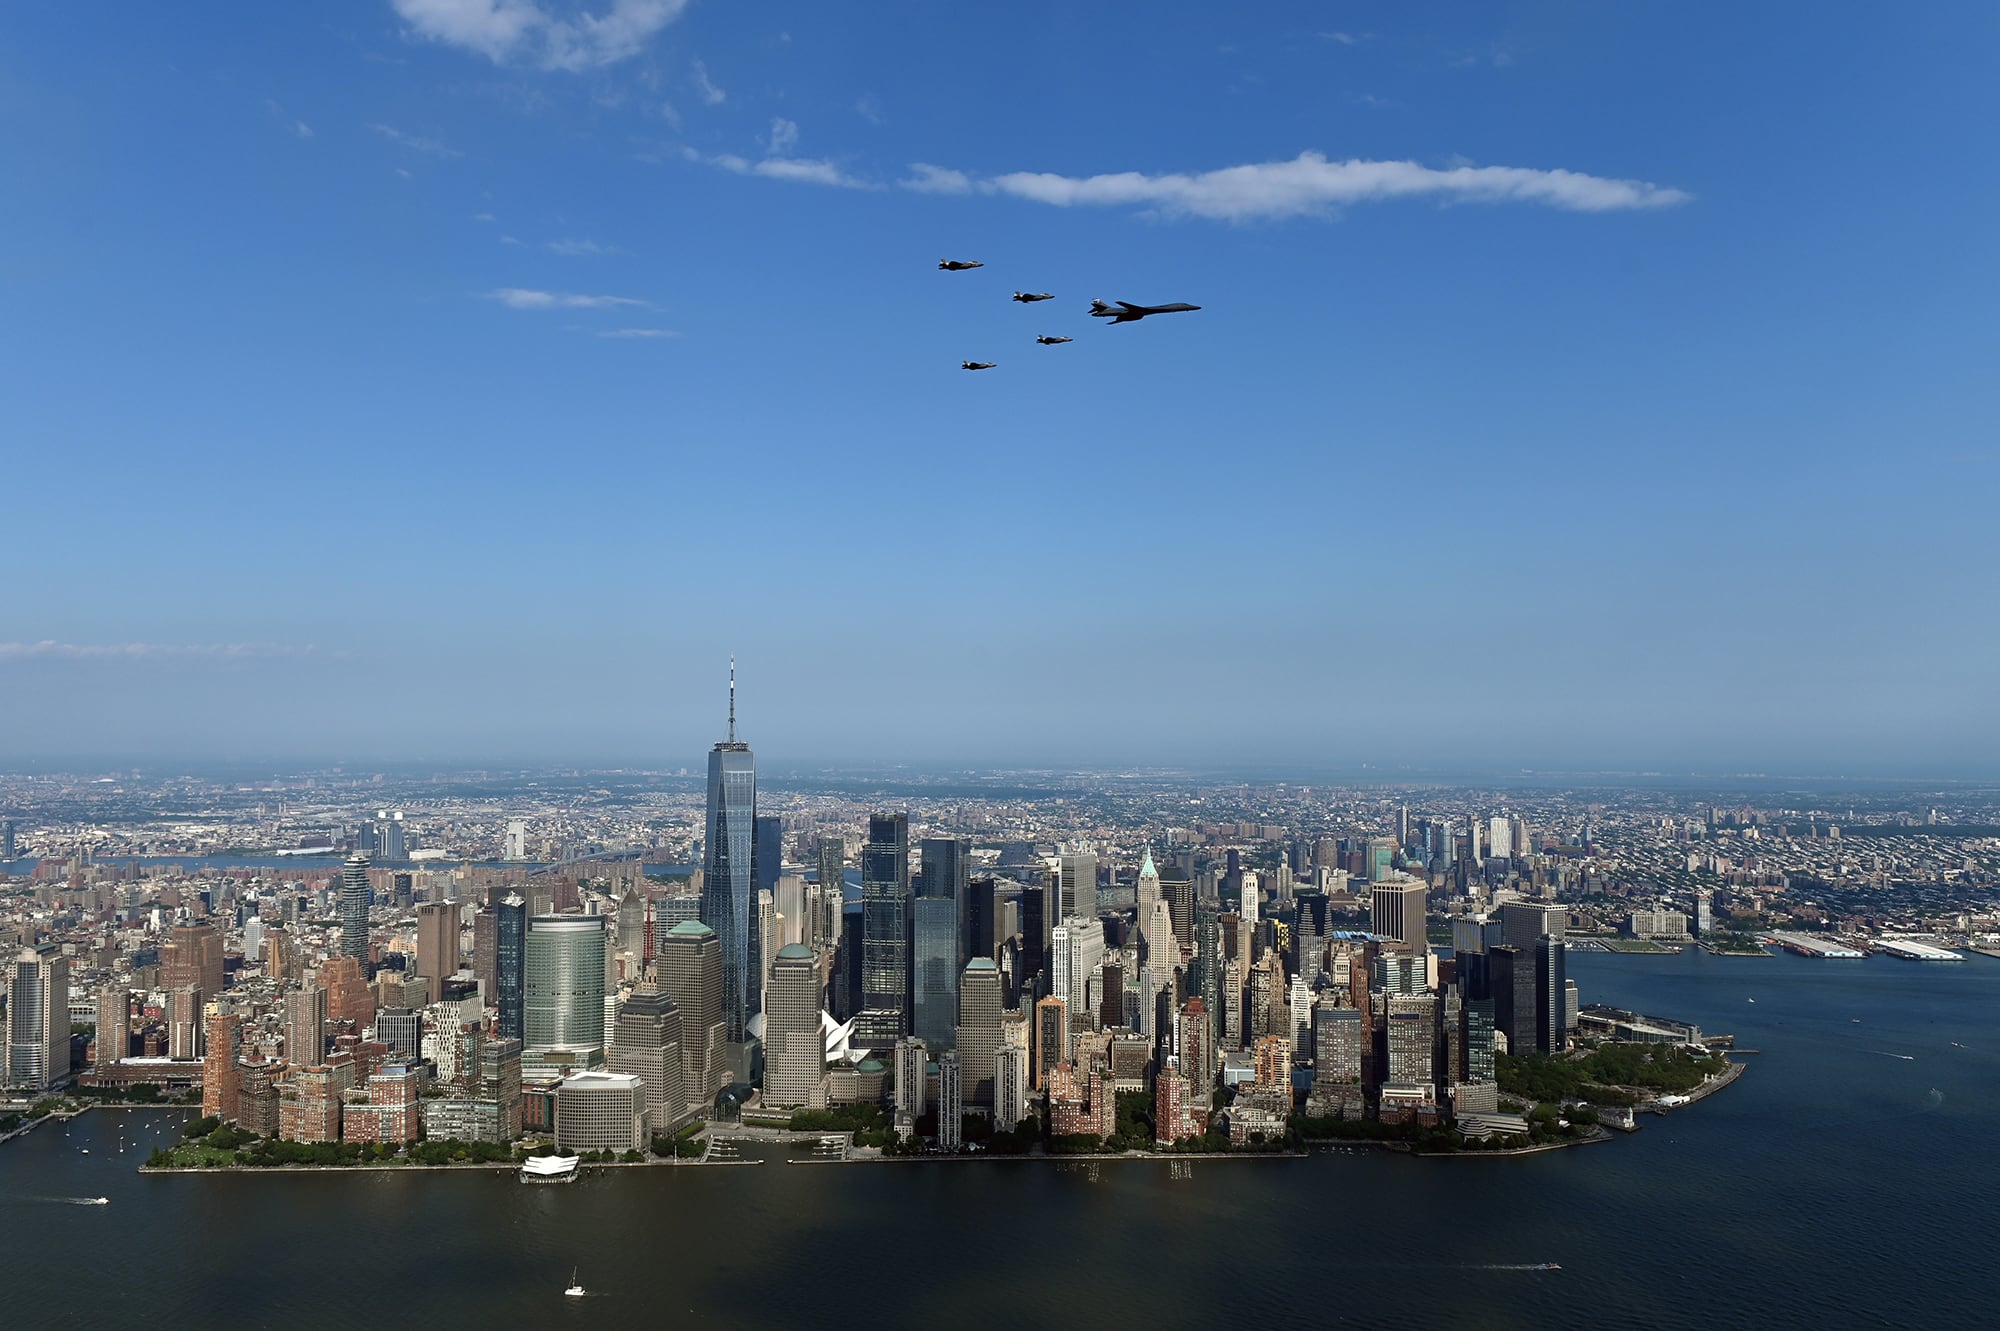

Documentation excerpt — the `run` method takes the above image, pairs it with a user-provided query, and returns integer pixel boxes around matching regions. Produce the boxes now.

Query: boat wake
[1865,1051,1916,1061]
[19,1196,111,1206]
[1465,1263,1562,1272]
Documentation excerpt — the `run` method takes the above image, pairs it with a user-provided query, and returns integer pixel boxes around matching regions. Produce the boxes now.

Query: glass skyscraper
[912,896,959,1052]
[700,666,759,1051]
[523,915,606,1050]
[920,836,971,967]
[857,812,910,1048]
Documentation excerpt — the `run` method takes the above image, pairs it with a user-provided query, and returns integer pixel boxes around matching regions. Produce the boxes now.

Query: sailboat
[564,1268,586,1298]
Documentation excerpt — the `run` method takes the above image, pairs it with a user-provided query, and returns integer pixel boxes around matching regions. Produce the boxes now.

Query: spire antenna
[728,656,736,743]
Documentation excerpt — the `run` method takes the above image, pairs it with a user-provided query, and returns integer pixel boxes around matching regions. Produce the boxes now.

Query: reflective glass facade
[701,742,758,1044]
[524,915,606,1050]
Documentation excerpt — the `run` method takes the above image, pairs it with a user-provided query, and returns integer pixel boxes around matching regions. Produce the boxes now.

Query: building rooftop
[667,920,714,937]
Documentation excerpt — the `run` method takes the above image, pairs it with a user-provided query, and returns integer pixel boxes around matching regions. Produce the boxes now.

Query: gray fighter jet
[1036,335,1072,345]
[939,259,984,271]
[1012,291,1054,303]
[961,360,996,370]
[1088,298,1201,323]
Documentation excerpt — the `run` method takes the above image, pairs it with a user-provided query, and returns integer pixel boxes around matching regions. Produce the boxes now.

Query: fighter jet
[1035,335,1072,345]
[939,259,984,271]
[961,360,996,370]
[1012,291,1054,303]
[1088,298,1201,324]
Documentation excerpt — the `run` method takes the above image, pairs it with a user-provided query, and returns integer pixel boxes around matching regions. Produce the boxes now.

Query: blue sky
[3,2,1996,775]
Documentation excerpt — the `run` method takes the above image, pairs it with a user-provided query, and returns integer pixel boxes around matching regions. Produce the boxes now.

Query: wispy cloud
[487,287,649,309]
[473,211,497,222]
[596,327,679,338]
[1319,31,1360,45]
[691,59,726,105]
[0,641,316,663]
[854,94,883,126]
[390,0,689,73]
[690,147,872,190]
[767,117,799,156]
[905,151,1690,219]
[293,120,315,139]
[372,122,461,157]
[547,238,619,256]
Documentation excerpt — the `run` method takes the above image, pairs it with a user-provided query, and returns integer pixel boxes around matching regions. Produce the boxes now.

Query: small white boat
[564,1267,586,1298]
[89,1197,109,1206]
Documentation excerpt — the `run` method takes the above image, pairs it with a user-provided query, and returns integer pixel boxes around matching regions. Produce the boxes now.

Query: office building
[338,854,372,964]
[994,1044,1027,1132]
[763,944,824,1109]
[1534,937,1568,1056]
[912,896,959,1052]
[608,983,688,1135]
[162,924,226,999]
[1386,995,1438,1086]
[482,1036,524,1139]
[937,1050,963,1150]
[1033,995,1068,1090]
[920,837,971,966]
[524,915,606,1052]
[1058,851,1097,923]
[659,919,727,1109]
[1370,879,1428,953]
[755,813,784,903]
[1501,901,1567,951]
[700,662,760,1061]
[955,958,1003,1110]
[858,811,912,1048]
[166,987,203,1061]
[1018,881,1048,995]
[893,1036,928,1132]
[967,876,1000,964]
[504,819,528,861]
[416,900,457,987]
[1489,815,1513,861]
[554,1071,646,1153]
[493,893,526,1042]
[376,1007,422,1062]
[1491,946,1537,1055]
[7,946,69,1091]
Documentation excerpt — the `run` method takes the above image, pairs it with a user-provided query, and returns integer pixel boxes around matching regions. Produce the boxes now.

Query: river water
[7,949,1996,1329]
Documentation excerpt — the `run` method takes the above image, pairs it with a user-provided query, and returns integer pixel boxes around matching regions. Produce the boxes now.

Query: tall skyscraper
[416,900,457,985]
[6,946,69,1091]
[1018,880,1048,996]
[763,944,824,1108]
[659,919,726,1109]
[1033,995,1068,1090]
[285,984,327,1067]
[201,1010,242,1119]
[608,983,687,1136]
[338,853,372,964]
[920,837,971,966]
[700,662,760,1060]
[995,1044,1027,1132]
[1501,901,1566,951]
[858,811,911,1048]
[1534,936,1568,1057]
[956,958,1003,1110]
[1058,852,1097,923]
[1490,945,1536,1056]
[966,877,1000,964]
[163,924,226,999]
[814,838,846,950]
[937,1049,963,1150]
[95,988,129,1067]
[755,814,785,902]
[505,820,528,861]
[912,896,959,1052]
[496,893,526,1042]
[523,915,607,1051]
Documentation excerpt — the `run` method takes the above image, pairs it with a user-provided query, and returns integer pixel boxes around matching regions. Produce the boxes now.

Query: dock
[1770,932,1865,959]
[1871,937,1964,962]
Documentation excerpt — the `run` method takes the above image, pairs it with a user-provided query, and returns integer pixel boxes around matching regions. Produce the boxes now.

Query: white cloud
[0,641,314,663]
[473,211,497,222]
[1320,31,1358,45]
[691,59,725,105]
[390,0,688,73]
[294,120,315,139]
[487,287,649,309]
[854,94,883,126]
[937,151,1689,219]
[658,100,683,130]
[596,327,680,338]
[767,117,799,156]
[696,149,872,190]
[547,238,619,255]
[372,123,460,157]
[900,163,973,195]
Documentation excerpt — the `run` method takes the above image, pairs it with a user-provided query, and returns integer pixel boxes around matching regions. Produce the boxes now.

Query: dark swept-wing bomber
[1036,335,1072,345]
[961,360,996,370]
[939,259,985,271]
[1088,298,1201,324]
[1012,291,1053,303]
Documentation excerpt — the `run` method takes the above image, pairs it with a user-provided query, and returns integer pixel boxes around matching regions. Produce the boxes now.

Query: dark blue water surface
[8,950,1998,1330]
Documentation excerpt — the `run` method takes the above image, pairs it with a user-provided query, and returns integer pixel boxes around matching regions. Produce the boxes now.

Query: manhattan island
[0,683,1812,1169]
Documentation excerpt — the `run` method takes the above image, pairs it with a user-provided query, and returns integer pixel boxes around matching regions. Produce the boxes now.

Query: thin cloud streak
[486,287,649,309]
[902,151,1689,218]
[0,641,317,663]
[371,123,461,157]
[690,147,873,190]
[595,327,680,338]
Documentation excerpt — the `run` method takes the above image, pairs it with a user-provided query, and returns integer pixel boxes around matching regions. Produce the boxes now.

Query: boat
[564,1268,586,1298]
[1538,1263,1562,1271]
[88,1197,109,1206]
[519,1154,581,1183]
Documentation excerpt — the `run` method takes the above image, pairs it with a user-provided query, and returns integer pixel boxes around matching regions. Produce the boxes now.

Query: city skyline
[5,3,1996,775]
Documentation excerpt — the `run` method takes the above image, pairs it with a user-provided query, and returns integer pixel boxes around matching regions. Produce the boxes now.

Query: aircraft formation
[940,259,1198,370]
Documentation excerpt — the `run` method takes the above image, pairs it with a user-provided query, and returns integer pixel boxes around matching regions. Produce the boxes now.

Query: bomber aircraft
[961,360,996,370]
[1012,291,1054,303]
[939,259,985,271]
[1035,335,1072,345]
[1088,298,1201,323]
